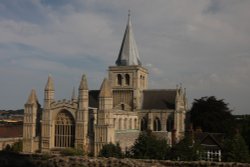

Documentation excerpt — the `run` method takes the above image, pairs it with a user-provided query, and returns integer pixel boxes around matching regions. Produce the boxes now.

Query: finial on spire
[128,9,131,19]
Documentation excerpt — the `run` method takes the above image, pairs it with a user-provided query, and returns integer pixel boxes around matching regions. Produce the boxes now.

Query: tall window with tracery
[54,110,75,148]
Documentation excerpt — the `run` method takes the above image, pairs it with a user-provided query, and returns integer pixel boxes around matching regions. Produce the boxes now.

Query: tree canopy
[130,130,170,160]
[223,132,249,163]
[171,134,202,161]
[190,96,235,135]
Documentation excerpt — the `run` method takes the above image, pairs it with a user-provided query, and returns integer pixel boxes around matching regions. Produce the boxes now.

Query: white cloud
[0,0,250,114]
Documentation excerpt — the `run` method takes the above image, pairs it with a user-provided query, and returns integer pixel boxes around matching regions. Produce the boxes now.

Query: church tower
[94,78,115,156]
[108,12,148,111]
[75,75,89,151]
[41,75,54,152]
[23,89,40,153]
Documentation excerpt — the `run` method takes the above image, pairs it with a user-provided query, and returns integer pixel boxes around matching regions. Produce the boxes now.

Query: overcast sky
[0,0,249,114]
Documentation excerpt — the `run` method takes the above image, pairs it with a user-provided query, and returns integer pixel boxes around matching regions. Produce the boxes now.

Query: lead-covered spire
[116,11,141,66]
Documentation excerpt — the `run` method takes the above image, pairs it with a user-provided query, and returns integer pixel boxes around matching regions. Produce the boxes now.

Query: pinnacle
[26,89,38,104]
[79,74,88,90]
[99,78,112,98]
[45,75,54,91]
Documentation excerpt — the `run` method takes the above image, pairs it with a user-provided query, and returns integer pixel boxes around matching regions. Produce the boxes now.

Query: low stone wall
[0,153,249,167]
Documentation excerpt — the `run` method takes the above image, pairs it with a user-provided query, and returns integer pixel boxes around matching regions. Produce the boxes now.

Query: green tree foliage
[223,132,250,163]
[171,134,201,161]
[99,143,123,158]
[60,148,85,156]
[2,140,22,153]
[130,130,170,160]
[235,115,250,153]
[11,140,23,152]
[190,96,235,135]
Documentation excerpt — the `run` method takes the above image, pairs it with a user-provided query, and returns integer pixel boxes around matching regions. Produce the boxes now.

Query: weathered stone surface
[0,153,250,167]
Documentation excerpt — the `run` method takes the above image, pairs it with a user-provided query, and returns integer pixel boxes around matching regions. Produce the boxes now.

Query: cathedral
[22,14,188,156]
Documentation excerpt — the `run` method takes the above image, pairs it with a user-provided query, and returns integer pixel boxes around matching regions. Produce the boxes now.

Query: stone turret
[94,78,114,156]
[174,85,187,142]
[44,75,54,109]
[23,89,40,153]
[41,75,55,152]
[75,74,89,151]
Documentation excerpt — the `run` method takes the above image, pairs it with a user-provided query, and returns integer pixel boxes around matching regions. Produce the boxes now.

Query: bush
[99,143,123,158]
[60,148,85,156]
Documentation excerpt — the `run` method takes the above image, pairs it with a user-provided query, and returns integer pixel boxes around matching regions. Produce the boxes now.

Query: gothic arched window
[153,117,161,131]
[118,118,122,130]
[167,116,174,132]
[121,104,125,110]
[134,118,137,129]
[125,74,130,85]
[54,110,75,148]
[117,74,122,86]
[129,118,132,129]
[124,118,127,130]
[140,117,148,131]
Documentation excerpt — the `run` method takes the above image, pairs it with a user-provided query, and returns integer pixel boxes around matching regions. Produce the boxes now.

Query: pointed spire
[45,74,54,91]
[79,74,88,90]
[71,87,76,100]
[99,78,112,97]
[116,11,141,66]
[26,89,38,104]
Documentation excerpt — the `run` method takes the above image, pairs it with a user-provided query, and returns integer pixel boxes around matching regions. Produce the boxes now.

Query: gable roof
[194,132,224,149]
[142,89,176,110]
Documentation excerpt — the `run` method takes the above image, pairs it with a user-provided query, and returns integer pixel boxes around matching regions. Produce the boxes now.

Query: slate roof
[116,12,141,66]
[142,89,177,110]
[194,132,224,149]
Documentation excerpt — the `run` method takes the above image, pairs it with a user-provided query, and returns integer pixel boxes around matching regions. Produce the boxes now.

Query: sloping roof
[194,132,224,149]
[0,125,23,138]
[89,90,99,108]
[142,89,176,110]
[115,13,141,66]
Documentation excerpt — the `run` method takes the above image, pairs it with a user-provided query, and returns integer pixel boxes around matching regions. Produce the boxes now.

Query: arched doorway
[54,110,75,148]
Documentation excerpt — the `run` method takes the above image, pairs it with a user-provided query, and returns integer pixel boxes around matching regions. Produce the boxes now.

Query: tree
[223,131,250,163]
[190,96,235,135]
[235,115,250,153]
[130,130,170,160]
[11,140,22,152]
[99,143,123,158]
[171,134,202,161]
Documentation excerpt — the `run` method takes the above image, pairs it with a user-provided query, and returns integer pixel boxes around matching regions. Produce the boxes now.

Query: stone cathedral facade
[22,14,188,155]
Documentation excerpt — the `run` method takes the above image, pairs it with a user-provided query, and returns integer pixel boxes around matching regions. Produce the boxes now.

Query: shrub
[60,148,85,156]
